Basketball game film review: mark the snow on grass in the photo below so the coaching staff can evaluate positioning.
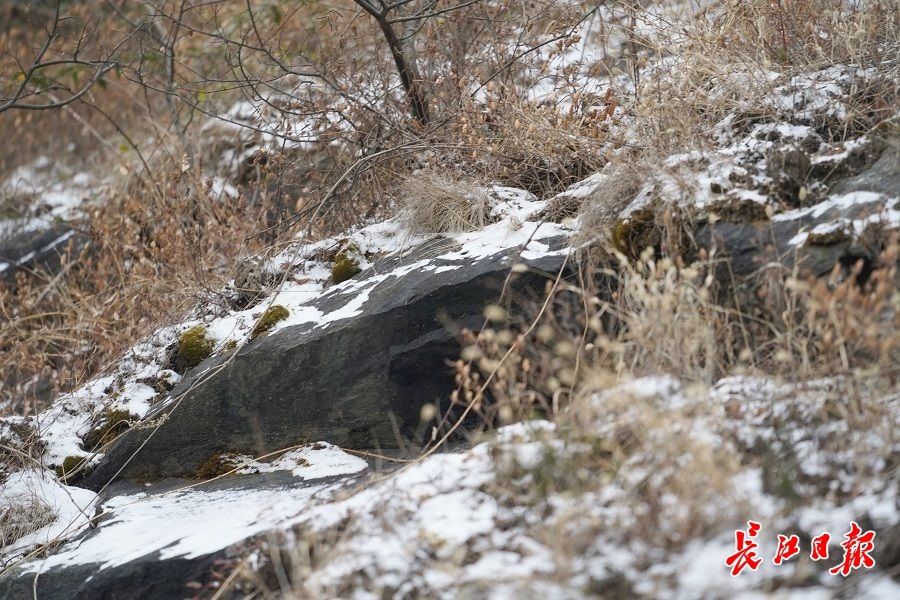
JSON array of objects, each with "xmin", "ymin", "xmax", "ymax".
[
  {"xmin": 267, "ymin": 376, "xmax": 896, "ymax": 597},
  {"xmin": 35, "ymin": 376, "xmax": 116, "ymax": 466},
  {"xmin": 0, "ymin": 155, "xmax": 96, "ymax": 238},
  {"xmin": 285, "ymin": 424, "xmax": 538, "ymax": 595},
  {"xmin": 0, "ymin": 469, "xmax": 97, "ymax": 564},
  {"xmin": 4, "ymin": 374, "xmax": 896, "ymax": 596},
  {"xmin": 9, "ymin": 446, "xmax": 369, "ymax": 572}
]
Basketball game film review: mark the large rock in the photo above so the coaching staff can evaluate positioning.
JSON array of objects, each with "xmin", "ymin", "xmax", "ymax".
[
  {"xmin": 85, "ymin": 236, "xmax": 571, "ymax": 487},
  {"xmin": 829, "ymin": 144, "xmax": 900, "ymax": 197},
  {"xmin": 0, "ymin": 223, "xmax": 85, "ymax": 285},
  {"xmin": 696, "ymin": 141, "xmax": 899, "ymax": 283},
  {"xmin": 695, "ymin": 192, "xmax": 892, "ymax": 282},
  {"xmin": 0, "ymin": 470, "xmax": 373, "ymax": 600},
  {"xmin": 1, "ymin": 549, "xmax": 227, "ymax": 600}
]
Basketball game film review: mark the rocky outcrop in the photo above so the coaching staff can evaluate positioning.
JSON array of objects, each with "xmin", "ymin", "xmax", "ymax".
[
  {"xmin": 84, "ymin": 235, "xmax": 571, "ymax": 488},
  {"xmin": 0, "ymin": 470, "xmax": 374, "ymax": 600},
  {"xmin": 0, "ymin": 223, "xmax": 84, "ymax": 285},
  {"xmin": 77, "ymin": 140, "xmax": 900, "ymax": 490},
  {"xmin": 696, "ymin": 192, "xmax": 893, "ymax": 281},
  {"xmin": 697, "ymin": 141, "xmax": 899, "ymax": 284}
]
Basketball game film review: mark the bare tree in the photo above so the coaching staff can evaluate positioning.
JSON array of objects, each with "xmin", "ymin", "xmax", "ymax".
[
  {"xmin": 350, "ymin": 0, "xmax": 483, "ymax": 127},
  {"xmin": 0, "ymin": 1, "xmax": 128, "ymax": 114}
]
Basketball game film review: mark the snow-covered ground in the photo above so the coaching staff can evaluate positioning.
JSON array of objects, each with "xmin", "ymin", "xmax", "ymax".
[
  {"xmin": 6, "ymin": 444, "xmax": 367, "ymax": 573},
  {"xmin": 0, "ymin": 154, "xmax": 95, "ymax": 234},
  {"xmin": 4, "ymin": 376, "xmax": 896, "ymax": 597},
  {"xmin": 0, "ymin": 153, "xmax": 97, "ymax": 276}
]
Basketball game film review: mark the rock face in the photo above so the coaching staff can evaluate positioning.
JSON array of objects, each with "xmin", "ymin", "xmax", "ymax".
[
  {"xmin": 2, "ymin": 549, "xmax": 227, "ymax": 600},
  {"xmin": 696, "ymin": 192, "xmax": 892, "ymax": 282},
  {"xmin": 85, "ymin": 236, "xmax": 570, "ymax": 487},
  {"xmin": 0, "ymin": 223, "xmax": 84, "ymax": 285},
  {"xmin": 0, "ymin": 470, "xmax": 374, "ymax": 600},
  {"xmin": 697, "ymin": 143, "xmax": 899, "ymax": 284}
]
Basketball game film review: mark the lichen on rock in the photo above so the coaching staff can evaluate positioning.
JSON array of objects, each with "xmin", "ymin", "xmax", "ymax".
[
  {"xmin": 55, "ymin": 455, "xmax": 90, "ymax": 483},
  {"xmin": 612, "ymin": 207, "xmax": 658, "ymax": 260},
  {"xmin": 194, "ymin": 452, "xmax": 240, "ymax": 480},
  {"xmin": 706, "ymin": 197, "xmax": 771, "ymax": 223}
]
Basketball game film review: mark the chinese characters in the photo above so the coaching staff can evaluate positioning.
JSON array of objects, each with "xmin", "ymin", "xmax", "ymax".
[{"xmin": 726, "ymin": 521, "xmax": 876, "ymax": 577}]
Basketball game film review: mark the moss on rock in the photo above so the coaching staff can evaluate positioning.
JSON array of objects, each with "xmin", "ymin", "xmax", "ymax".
[
  {"xmin": 805, "ymin": 227, "xmax": 851, "ymax": 246},
  {"xmin": 612, "ymin": 208, "xmax": 658, "ymax": 260},
  {"xmin": 55, "ymin": 455, "xmax": 91, "ymax": 482},
  {"xmin": 195, "ymin": 452, "xmax": 240, "ymax": 480},
  {"xmin": 251, "ymin": 305, "xmax": 289, "ymax": 338},
  {"xmin": 706, "ymin": 198, "xmax": 771, "ymax": 223},
  {"xmin": 176, "ymin": 325, "xmax": 215, "ymax": 369},
  {"xmin": 83, "ymin": 408, "xmax": 138, "ymax": 451},
  {"xmin": 331, "ymin": 243, "xmax": 362, "ymax": 284}
]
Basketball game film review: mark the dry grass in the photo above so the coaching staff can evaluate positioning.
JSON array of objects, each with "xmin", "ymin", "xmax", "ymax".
[
  {"xmin": 573, "ymin": 157, "xmax": 683, "ymax": 257},
  {"xmin": 450, "ymin": 98, "xmax": 613, "ymax": 199},
  {"xmin": 429, "ymin": 234, "xmax": 898, "ymax": 589},
  {"xmin": 0, "ymin": 141, "xmax": 290, "ymax": 416},
  {"xmin": 633, "ymin": 0, "xmax": 898, "ymax": 147},
  {"xmin": 715, "ymin": 0, "xmax": 899, "ymax": 67},
  {"xmin": 0, "ymin": 493, "xmax": 54, "ymax": 552},
  {"xmin": 498, "ymin": 384, "xmax": 746, "ymax": 552},
  {"xmin": 0, "ymin": 0, "xmax": 601, "ymax": 416},
  {"xmin": 399, "ymin": 172, "xmax": 496, "ymax": 234},
  {"xmin": 450, "ymin": 232, "xmax": 898, "ymax": 436},
  {"xmin": 147, "ymin": 1, "xmax": 898, "ymax": 592}
]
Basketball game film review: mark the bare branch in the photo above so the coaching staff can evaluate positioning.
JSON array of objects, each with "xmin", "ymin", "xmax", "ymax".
[{"xmin": 0, "ymin": 1, "xmax": 127, "ymax": 115}]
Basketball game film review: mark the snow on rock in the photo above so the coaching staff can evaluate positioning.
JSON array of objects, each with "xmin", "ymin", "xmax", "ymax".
[
  {"xmin": 0, "ymin": 155, "xmax": 96, "ymax": 238},
  {"xmin": 0, "ymin": 185, "xmax": 572, "ymax": 474},
  {"xmin": 236, "ymin": 442, "xmax": 368, "ymax": 480},
  {"xmin": 7, "ymin": 446, "xmax": 371, "ymax": 573},
  {"xmin": 247, "ymin": 377, "xmax": 896, "ymax": 598},
  {"xmin": 584, "ymin": 58, "xmax": 900, "ymax": 253},
  {"xmin": 2, "ymin": 375, "xmax": 896, "ymax": 597},
  {"xmin": 20, "ymin": 480, "xmax": 341, "ymax": 573},
  {"xmin": 287, "ymin": 422, "xmax": 548, "ymax": 596},
  {"xmin": 36, "ymin": 376, "xmax": 116, "ymax": 466}
]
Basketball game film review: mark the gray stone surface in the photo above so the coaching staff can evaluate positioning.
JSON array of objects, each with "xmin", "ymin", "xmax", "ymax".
[
  {"xmin": 84, "ymin": 236, "xmax": 571, "ymax": 487},
  {"xmin": 0, "ymin": 470, "xmax": 371, "ymax": 600},
  {"xmin": 0, "ymin": 223, "xmax": 85, "ymax": 285},
  {"xmin": 830, "ymin": 144, "xmax": 900, "ymax": 197}
]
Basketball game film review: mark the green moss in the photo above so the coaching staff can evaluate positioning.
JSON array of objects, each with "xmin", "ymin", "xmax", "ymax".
[
  {"xmin": 176, "ymin": 325, "xmax": 215, "ymax": 369},
  {"xmin": 250, "ymin": 305, "xmax": 289, "ymax": 338},
  {"xmin": 331, "ymin": 243, "xmax": 362, "ymax": 284},
  {"xmin": 83, "ymin": 408, "xmax": 137, "ymax": 451},
  {"xmin": 195, "ymin": 452, "xmax": 239, "ymax": 480},
  {"xmin": 223, "ymin": 339, "xmax": 238, "ymax": 352},
  {"xmin": 55, "ymin": 455, "xmax": 90, "ymax": 482},
  {"xmin": 706, "ymin": 198, "xmax": 770, "ymax": 223},
  {"xmin": 612, "ymin": 208, "xmax": 657, "ymax": 260}
]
